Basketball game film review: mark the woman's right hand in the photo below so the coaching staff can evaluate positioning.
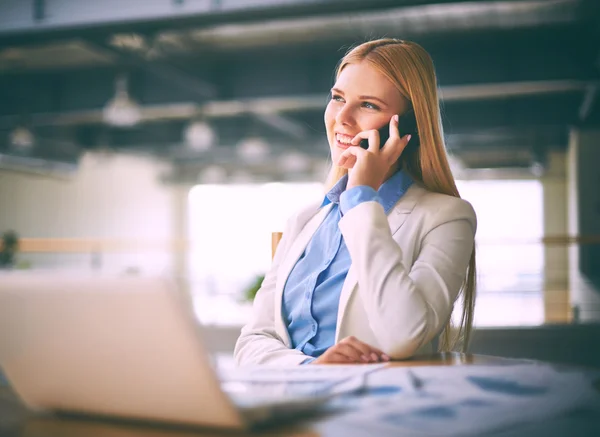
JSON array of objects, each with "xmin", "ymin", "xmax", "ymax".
[{"xmin": 311, "ymin": 336, "xmax": 390, "ymax": 364}]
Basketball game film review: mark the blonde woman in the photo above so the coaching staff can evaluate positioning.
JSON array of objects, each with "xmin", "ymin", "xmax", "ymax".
[{"xmin": 234, "ymin": 39, "xmax": 477, "ymax": 366}]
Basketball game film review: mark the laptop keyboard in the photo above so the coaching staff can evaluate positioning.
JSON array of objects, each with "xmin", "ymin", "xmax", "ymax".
[
  {"xmin": 222, "ymin": 380, "xmax": 341, "ymax": 407},
  {"xmin": 220, "ymin": 363, "xmax": 386, "ymax": 383},
  {"xmin": 220, "ymin": 364, "xmax": 386, "ymax": 408}
]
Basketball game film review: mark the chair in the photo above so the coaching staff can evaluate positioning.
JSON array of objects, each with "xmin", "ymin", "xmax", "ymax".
[{"xmin": 271, "ymin": 232, "xmax": 283, "ymax": 259}]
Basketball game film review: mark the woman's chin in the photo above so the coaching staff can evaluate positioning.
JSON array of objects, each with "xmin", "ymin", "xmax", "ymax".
[{"xmin": 328, "ymin": 149, "xmax": 340, "ymax": 165}]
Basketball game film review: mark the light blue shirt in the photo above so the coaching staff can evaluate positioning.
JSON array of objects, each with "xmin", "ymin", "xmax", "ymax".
[{"xmin": 281, "ymin": 171, "xmax": 413, "ymax": 363}]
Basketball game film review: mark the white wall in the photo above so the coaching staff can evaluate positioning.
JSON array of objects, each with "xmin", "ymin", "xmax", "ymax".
[{"xmin": 0, "ymin": 152, "xmax": 182, "ymax": 275}]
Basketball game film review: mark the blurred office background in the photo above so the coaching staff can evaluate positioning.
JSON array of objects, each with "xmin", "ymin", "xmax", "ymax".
[{"xmin": 0, "ymin": 0, "xmax": 599, "ymax": 366}]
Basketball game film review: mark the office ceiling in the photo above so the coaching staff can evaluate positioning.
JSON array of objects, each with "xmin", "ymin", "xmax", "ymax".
[{"xmin": 0, "ymin": 0, "xmax": 599, "ymax": 182}]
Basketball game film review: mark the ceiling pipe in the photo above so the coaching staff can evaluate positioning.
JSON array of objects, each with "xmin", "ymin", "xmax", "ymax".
[{"xmin": 0, "ymin": 79, "xmax": 594, "ymax": 129}]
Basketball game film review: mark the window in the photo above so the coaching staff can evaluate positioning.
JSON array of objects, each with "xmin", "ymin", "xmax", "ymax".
[
  {"xmin": 455, "ymin": 180, "xmax": 544, "ymax": 326},
  {"xmin": 188, "ymin": 182, "xmax": 323, "ymax": 326},
  {"xmin": 188, "ymin": 179, "xmax": 544, "ymax": 327}
]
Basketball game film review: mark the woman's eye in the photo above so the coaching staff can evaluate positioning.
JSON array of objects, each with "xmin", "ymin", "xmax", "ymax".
[
  {"xmin": 362, "ymin": 102, "xmax": 380, "ymax": 110},
  {"xmin": 331, "ymin": 94, "xmax": 344, "ymax": 102}
]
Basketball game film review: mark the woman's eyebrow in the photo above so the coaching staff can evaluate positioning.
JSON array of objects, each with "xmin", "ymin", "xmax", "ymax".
[
  {"xmin": 332, "ymin": 87, "xmax": 386, "ymax": 105},
  {"xmin": 331, "ymin": 87, "xmax": 387, "ymax": 106},
  {"xmin": 359, "ymin": 95, "xmax": 387, "ymax": 105}
]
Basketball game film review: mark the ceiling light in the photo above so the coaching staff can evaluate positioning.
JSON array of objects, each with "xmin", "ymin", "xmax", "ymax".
[
  {"xmin": 103, "ymin": 75, "xmax": 142, "ymax": 127},
  {"xmin": 530, "ymin": 161, "xmax": 545, "ymax": 178},
  {"xmin": 9, "ymin": 126, "xmax": 35, "ymax": 151},
  {"xmin": 184, "ymin": 120, "xmax": 216, "ymax": 151},
  {"xmin": 236, "ymin": 136, "xmax": 270, "ymax": 162},
  {"xmin": 109, "ymin": 34, "xmax": 148, "ymax": 52}
]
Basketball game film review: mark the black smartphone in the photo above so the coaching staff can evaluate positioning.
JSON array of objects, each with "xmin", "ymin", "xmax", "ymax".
[{"xmin": 359, "ymin": 110, "xmax": 420, "ymax": 152}]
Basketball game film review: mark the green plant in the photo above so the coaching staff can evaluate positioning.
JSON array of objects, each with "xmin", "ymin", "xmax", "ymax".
[
  {"xmin": 0, "ymin": 230, "xmax": 19, "ymax": 268},
  {"xmin": 243, "ymin": 274, "xmax": 265, "ymax": 302}
]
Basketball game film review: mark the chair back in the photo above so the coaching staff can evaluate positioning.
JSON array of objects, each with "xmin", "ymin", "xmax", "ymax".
[{"xmin": 271, "ymin": 232, "xmax": 283, "ymax": 259}]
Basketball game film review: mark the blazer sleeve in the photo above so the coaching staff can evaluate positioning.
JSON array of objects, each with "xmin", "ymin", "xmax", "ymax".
[
  {"xmin": 338, "ymin": 197, "xmax": 476, "ymax": 359},
  {"xmin": 233, "ymin": 214, "xmax": 312, "ymax": 367}
]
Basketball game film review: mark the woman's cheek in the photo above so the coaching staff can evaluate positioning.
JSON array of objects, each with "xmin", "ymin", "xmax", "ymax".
[{"xmin": 324, "ymin": 106, "xmax": 336, "ymax": 142}]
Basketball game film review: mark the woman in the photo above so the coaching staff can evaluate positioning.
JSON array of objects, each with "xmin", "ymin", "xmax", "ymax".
[{"xmin": 234, "ymin": 38, "xmax": 476, "ymax": 366}]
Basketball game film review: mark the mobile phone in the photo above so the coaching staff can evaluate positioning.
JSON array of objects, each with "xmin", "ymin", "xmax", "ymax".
[
  {"xmin": 359, "ymin": 110, "xmax": 420, "ymax": 151},
  {"xmin": 359, "ymin": 125, "xmax": 390, "ymax": 150}
]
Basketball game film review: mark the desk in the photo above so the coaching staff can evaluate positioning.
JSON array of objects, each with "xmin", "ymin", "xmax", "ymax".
[
  {"xmin": 1, "ymin": 353, "xmax": 598, "ymax": 437},
  {"xmin": 384, "ymin": 351, "xmax": 521, "ymax": 367}
]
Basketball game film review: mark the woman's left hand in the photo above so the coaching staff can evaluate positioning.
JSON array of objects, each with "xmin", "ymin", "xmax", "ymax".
[{"xmin": 337, "ymin": 114, "xmax": 412, "ymax": 191}]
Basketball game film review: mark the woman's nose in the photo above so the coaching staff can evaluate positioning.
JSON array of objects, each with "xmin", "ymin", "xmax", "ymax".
[{"xmin": 335, "ymin": 105, "xmax": 355, "ymax": 126}]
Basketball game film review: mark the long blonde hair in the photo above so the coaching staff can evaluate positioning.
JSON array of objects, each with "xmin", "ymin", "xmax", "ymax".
[{"xmin": 327, "ymin": 38, "xmax": 476, "ymax": 352}]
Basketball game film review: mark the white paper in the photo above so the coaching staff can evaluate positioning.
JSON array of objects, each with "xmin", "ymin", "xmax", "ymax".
[
  {"xmin": 220, "ymin": 363, "xmax": 387, "ymax": 406},
  {"xmin": 314, "ymin": 363, "xmax": 600, "ymax": 437}
]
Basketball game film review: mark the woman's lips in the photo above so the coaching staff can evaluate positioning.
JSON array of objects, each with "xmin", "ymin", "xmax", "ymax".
[
  {"xmin": 336, "ymin": 139, "xmax": 352, "ymax": 149},
  {"xmin": 335, "ymin": 133, "xmax": 356, "ymax": 149}
]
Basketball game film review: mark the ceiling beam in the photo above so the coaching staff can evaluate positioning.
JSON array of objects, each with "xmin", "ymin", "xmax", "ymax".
[
  {"xmin": 1, "ymin": 24, "xmax": 593, "ymax": 97},
  {"xmin": 0, "ymin": 79, "xmax": 593, "ymax": 130},
  {"xmin": 77, "ymin": 39, "xmax": 309, "ymax": 139},
  {"xmin": 251, "ymin": 113, "xmax": 308, "ymax": 140},
  {"xmin": 441, "ymin": 80, "xmax": 597, "ymax": 101},
  {"xmin": 80, "ymin": 39, "xmax": 218, "ymax": 100},
  {"xmin": 0, "ymin": 0, "xmax": 560, "ymax": 43},
  {"xmin": 185, "ymin": 0, "xmax": 580, "ymax": 52}
]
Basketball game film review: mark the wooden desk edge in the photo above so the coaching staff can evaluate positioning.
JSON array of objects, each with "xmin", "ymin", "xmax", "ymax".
[{"xmin": 386, "ymin": 352, "xmax": 520, "ymax": 367}]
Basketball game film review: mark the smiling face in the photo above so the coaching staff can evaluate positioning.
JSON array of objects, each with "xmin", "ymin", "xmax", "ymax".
[{"xmin": 324, "ymin": 61, "xmax": 408, "ymax": 164}]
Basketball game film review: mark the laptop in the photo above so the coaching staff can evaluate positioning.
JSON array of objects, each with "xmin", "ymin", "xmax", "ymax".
[{"xmin": 0, "ymin": 272, "xmax": 380, "ymax": 430}]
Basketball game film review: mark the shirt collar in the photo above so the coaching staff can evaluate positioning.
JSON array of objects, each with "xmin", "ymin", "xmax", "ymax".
[
  {"xmin": 378, "ymin": 169, "xmax": 414, "ymax": 213},
  {"xmin": 321, "ymin": 174, "xmax": 349, "ymax": 207},
  {"xmin": 321, "ymin": 170, "xmax": 413, "ymax": 213}
]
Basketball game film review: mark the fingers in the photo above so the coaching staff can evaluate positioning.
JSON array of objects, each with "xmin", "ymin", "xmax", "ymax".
[
  {"xmin": 327, "ymin": 352, "xmax": 357, "ymax": 364},
  {"xmin": 316, "ymin": 337, "xmax": 392, "ymax": 364},
  {"xmin": 382, "ymin": 132, "xmax": 412, "ymax": 164},
  {"xmin": 340, "ymin": 336, "xmax": 373, "ymax": 359},
  {"xmin": 337, "ymin": 146, "xmax": 364, "ymax": 168},
  {"xmin": 336, "ymin": 115, "xmax": 412, "ymax": 177},
  {"xmin": 389, "ymin": 114, "xmax": 400, "ymax": 140},
  {"xmin": 335, "ymin": 343, "xmax": 366, "ymax": 362},
  {"xmin": 341, "ymin": 336, "xmax": 390, "ymax": 363},
  {"xmin": 350, "ymin": 129, "xmax": 381, "ymax": 152},
  {"xmin": 315, "ymin": 348, "xmax": 358, "ymax": 364}
]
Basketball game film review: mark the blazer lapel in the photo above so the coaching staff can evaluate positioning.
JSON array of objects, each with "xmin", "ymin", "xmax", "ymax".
[
  {"xmin": 335, "ymin": 184, "xmax": 423, "ymax": 341},
  {"xmin": 274, "ymin": 203, "xmax": 333, "ymax": 346}
]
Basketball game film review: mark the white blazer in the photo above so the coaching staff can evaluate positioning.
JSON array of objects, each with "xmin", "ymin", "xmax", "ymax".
[{"xmin": 234, "ymin": 183, "xmax": 476, "ymax": 366}]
